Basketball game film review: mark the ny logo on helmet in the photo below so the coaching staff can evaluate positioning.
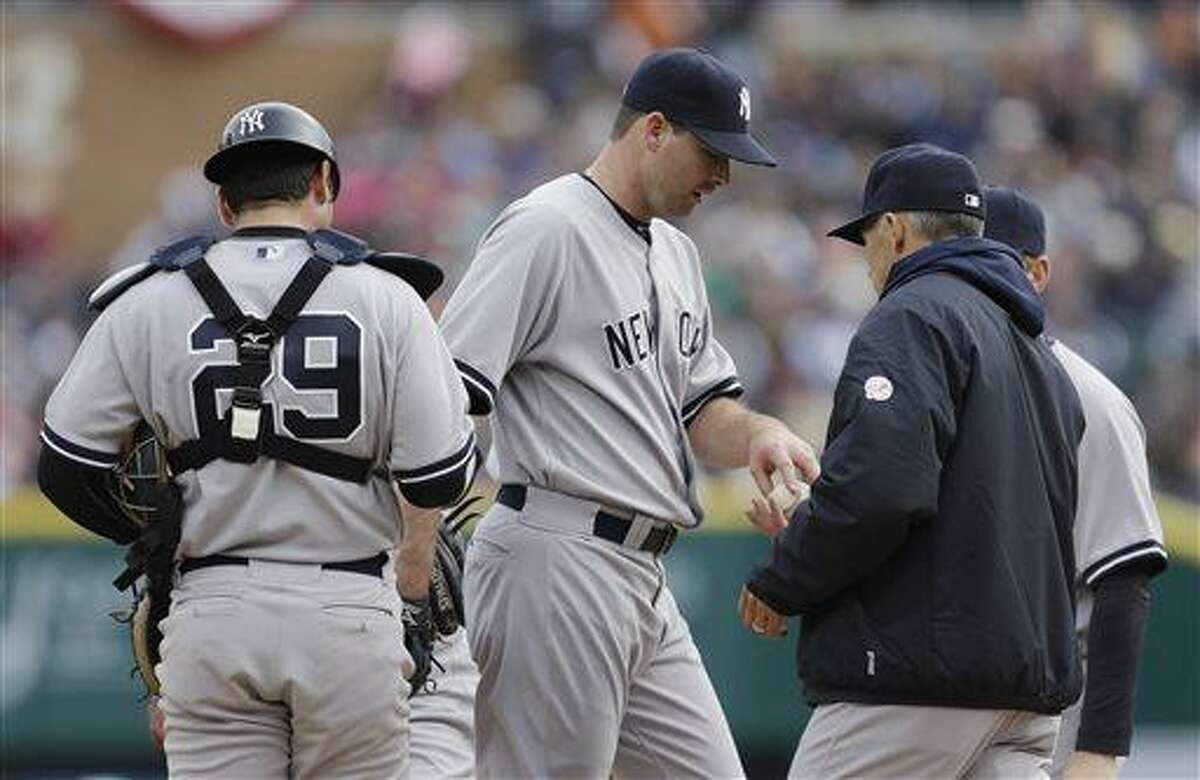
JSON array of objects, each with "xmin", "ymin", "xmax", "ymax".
[
  {"xmin": 738, "ymin": 87, "xmax": 751, "ymax": 122},
  {"xmin": 239, "ymin": 108, "xmax": 266, "ymax": 137}
]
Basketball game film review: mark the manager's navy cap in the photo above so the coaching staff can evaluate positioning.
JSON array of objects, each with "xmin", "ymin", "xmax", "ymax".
[
  {"xmin": 829, "ymin": 143, "xmax": 986, "ymax": 245},
  {"xmin": 983, "ymin": 185, "xmax": 1046, "ymax": 257},
  {"xmin": 622, "ymin": 47, "xmax": 777, "ymax": 167}
]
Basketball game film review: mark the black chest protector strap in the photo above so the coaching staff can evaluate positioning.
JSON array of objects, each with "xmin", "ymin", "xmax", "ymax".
[{"xmin": 166, "ymin": 256, "xmax": 375, "ymax": 484}]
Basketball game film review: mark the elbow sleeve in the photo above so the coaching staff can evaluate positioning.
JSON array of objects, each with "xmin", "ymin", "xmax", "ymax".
[
  {"xmin": 38, "ymin": 445, "xmax": 138, "ymax": 544},
  {"xmin": 1075, "ymin": 567, "xmax": 1153, "ymax": 756},
  {"xmin": 394, "ymin": 442, "xmax": 480, "ymax": 509}
]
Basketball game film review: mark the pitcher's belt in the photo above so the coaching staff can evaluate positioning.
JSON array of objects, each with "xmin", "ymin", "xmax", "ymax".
[
  {"xmin": 496, "ymin": 484, "xmax": 678, "ymax": 556},
  {"xmin": 179, "ymin": 551, "xmax": 387, "ymax": 578}
]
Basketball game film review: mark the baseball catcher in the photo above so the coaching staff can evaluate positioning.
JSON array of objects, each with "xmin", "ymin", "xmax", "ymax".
[{"xmin": 40, "ymin": 100, "xmax": 478, "ymax": 776}]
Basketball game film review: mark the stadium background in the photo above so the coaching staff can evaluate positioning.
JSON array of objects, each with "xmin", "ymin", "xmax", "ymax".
[{"xmin": 2, "ymin": 1, "xmax": 1196, "ymax": 777}]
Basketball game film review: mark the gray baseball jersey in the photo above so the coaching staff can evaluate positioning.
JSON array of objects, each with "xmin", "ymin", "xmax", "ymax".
[
  {"xmin": 1048, "ymin": 339, "xmax": 1167, "ymax": 773},
  {"xmin": 439, "ymin": 173, "xmax": 742, "ymax": 526},
  {"xmin": 43, "ymin": 232, "xmax": 475, "ymax": 561},
  {"xmin": 45, "ymin": 228, "xmax": 475, "ymax": 777},
  {"xmin": 445, "ymin": 173, "xmax": 746, "ymax": 777}
]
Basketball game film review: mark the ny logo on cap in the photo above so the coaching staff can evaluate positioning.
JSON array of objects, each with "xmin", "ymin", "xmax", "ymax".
[
  {"xmin": 738, "ymin": 86, "xmax": 751, "ymax": 122},
  {"xmin": 964, "ymin": 193, "xmax": 981, "ymax": 208},
  {"xmin": 239, "ymin": 108, "xmax": 266, "ymax": 137}
]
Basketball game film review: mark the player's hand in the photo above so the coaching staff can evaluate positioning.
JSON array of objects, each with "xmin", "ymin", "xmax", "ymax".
[
  {"xmin": 745, "ymin": 474, "xmax": 810, "ymax": 538},
  {"xmin": 1062, "ymin": 751, "xmax": 1118, "ymax": 779},
  {"xmin": 738, "ymin": 585, "xmax": 787, "ymax": 638},
  {"xmin": 746, "ymin": 423, "xmax": 818, "ymax": 536},
  {"xmin": 147, "ymin": 696, "xmax": 165, "ymax": 750}
]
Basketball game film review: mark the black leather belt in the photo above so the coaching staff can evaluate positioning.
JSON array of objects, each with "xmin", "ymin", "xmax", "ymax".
[
  {"xmin": 178, "ymin": 551, "xmax": 388, "ymax": 578},
  {"xmin": 496, "ymin": 484, "xmax": 678, "ymax": 556}
]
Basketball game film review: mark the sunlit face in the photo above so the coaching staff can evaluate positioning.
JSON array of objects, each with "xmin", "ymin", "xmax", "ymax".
[{"xmin": 642, "ymin": 121, "xmax": 731, "ymax": 218}]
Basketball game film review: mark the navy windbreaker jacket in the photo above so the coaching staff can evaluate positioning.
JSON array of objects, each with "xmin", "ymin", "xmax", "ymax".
[{"xmin": 748, "ymin": 237, "xmax": 1085, "ymax": 714}]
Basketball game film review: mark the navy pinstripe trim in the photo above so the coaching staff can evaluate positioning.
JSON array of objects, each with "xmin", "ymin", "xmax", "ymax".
[
  {"xmin": 394, "ymin": 433, "xmax": 476, "ymax": 484},
  {"xmin": 40, "ymin": 425, "xmax": 120, "ymax": 469},
  {"xmin": 682, "ymin": 376, "xmax": 744, "ymax": 425},
  {"xmin": 455, "ymin": 359, "xmax": 496, "ymax": 415},
  {"xmin": 1082, "ymin": 540, "xmax": 1168, "ymax": 586}
]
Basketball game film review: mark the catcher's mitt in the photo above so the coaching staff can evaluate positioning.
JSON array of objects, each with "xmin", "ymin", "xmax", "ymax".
[
  {"xmin": 402, "ymin": 596, "xmax": 435, "ymax": 695},
  {"xmin": 110, "ymin": 420, "xmax": 182, "ymax": 697},
  {"xmin": 428, "ymin": 496, "xmax": 481, "ymax": 636},
  {"xmin": 116, "ymin": 588, "xmax": 164, "ymax": 696},
  {"xmin": 402, "ymin": 496, "xmax": 482, "ymax": 697},
  {"xmin": 113, "ymin": 546, "xmax": 177, "ymax": 697}
]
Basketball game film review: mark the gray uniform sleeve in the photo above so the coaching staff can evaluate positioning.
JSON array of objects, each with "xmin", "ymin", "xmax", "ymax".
[
  {"xmin": 1070, "ymin": 365, "xmax": 1167, "ymax": 586},
  {"xmin": 1051, "ymin": 336, "xmax": 1165, "ymax": 764},
  {"xmin": 439, "ymin": 202, "xmax": 570, "ymax": 415},
  {"xmin": 42, "ymin": 308, "xmax": 140, "ymax": 467},
  {"xmin": 389, "ymin": 296, "xmax": 477, "ymax": 508},
  {"xmin": 680, "ymin": 274, "xmax": 742, "ymax": 426}
]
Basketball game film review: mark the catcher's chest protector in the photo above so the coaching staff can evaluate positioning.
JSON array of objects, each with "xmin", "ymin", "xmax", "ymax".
[
  {"xmin": 167, "ymin": 248, "xmax": 377, "ymax": 483},
  {"xmin": 95, "ymin": 230, "xmax": 393, "ymax": 484}
]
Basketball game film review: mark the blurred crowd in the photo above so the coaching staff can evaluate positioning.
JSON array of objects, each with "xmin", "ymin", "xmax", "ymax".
[{"xmin": 3, "ymin": 1, "xmax": 1197, "ymax": 501}]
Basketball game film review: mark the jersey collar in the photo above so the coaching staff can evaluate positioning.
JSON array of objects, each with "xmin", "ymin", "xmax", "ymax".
[
  {"xmin": 578, "ymin": 173, "xmax": 652, "ymax": 245},
  {"xmin": 230, "ymin": 226, "xmax": 309, "ymax": 240}
]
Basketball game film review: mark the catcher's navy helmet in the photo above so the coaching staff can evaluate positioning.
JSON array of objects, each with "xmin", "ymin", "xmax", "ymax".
[{"xmin": 203, "ymin": 101, "xmax": 340, "ymax": 199}]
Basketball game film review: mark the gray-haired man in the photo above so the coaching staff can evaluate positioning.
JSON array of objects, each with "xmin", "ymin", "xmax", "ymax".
[{"xmin": 742, "ymin": 144, "xmax": 1085, "ymax": 779}]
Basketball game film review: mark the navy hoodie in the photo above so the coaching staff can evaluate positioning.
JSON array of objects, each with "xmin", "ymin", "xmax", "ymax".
[{"xmin": 748, "ymin": 237, "xmax": 1085, "ymax": 713}]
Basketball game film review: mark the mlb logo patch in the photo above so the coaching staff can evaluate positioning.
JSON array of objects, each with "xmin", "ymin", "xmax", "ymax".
[
  {"xmin": 964, "ymin": 193, "xmax": 981, "ymax": 208},
  {"xmin": 256, "ymin": 244, "xmax": 282, "ymax": 260}
]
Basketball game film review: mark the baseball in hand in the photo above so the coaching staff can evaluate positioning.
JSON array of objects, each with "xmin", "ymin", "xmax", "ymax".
[{"xmin": 767, "ymin": 473, "xmax": 809, "ymax": 517}]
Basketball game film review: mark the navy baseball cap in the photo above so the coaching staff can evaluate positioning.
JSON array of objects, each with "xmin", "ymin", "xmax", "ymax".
[
  {"xmin": 622, "ymin": 48, "xmax": 777, "ymax": 167},
  {"xmin": 983, "ymin": 186, "xmax": 1046, "ymax": 256},
  {"xmin": 829, "ymin": 143, "xmax": 986, "ymax": 245}
]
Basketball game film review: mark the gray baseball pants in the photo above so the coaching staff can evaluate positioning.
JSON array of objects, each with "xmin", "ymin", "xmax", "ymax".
[
  {"xmin": 410, "ymin": 627, "xmax": 479, "ymax": 778},
  {"xmin": 158, "ymin": 559, "xmax": 411, "ymax": 779},
  {"xmin": 464, "ymin": 491, "xmax": 744, "ymax": 779},
  {"xmin": 789, "ymin": 702, "xmax": 1060, "ymax": 779}
]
